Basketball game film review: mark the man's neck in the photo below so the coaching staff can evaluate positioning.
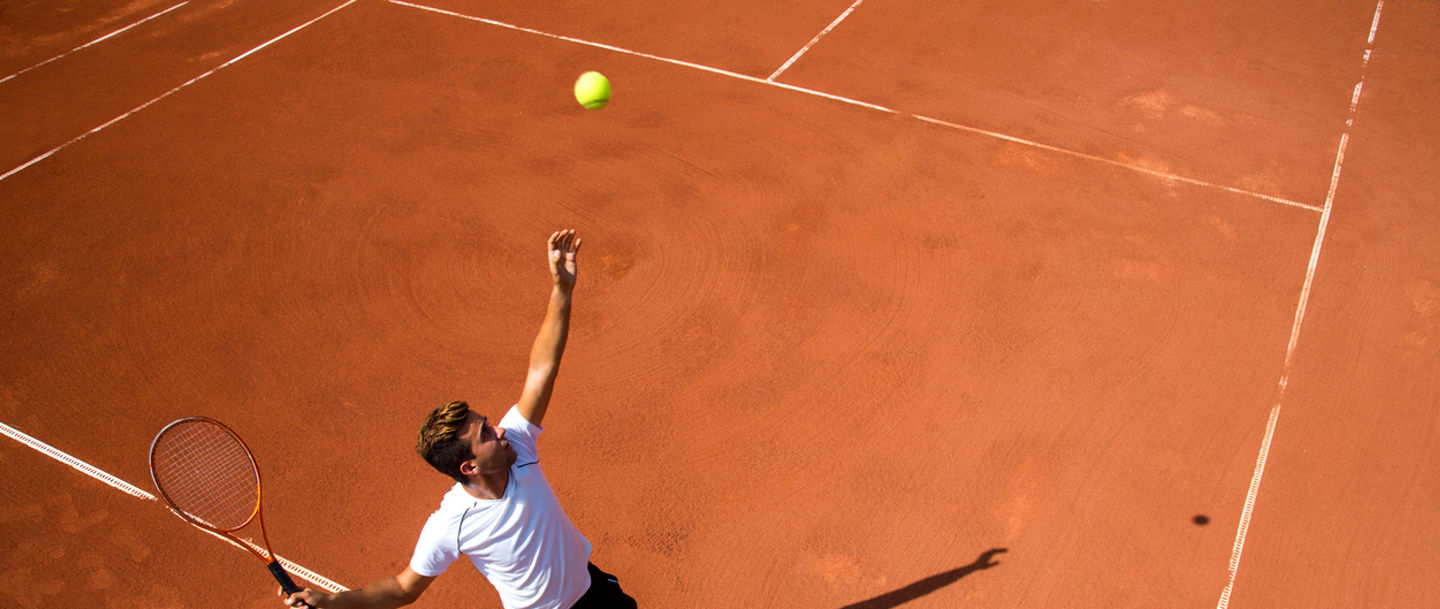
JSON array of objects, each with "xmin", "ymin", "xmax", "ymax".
[{"xmin": 462, "ymin": 470, "xmax": 510, "ymax": 500}]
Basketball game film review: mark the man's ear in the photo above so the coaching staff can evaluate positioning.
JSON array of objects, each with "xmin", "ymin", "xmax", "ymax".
[{"xmin": 458, "ymin": 460, "xmax": 477, "ymax": 477}]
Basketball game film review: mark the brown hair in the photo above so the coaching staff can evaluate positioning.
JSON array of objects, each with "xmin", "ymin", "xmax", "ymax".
[{"xmin": 417, "ymin": 400, "xmax": 473, "ymax": 484}]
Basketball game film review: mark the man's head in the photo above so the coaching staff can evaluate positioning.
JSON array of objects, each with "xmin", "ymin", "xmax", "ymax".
[{"xmin": 416, "ymin": 401, "xmax": 516, "ymax": 484}]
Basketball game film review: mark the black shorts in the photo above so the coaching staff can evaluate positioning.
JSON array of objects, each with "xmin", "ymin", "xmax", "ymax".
[{"xmin": 569, "ymin": 563, "xmax": 636, "ymax": 609}]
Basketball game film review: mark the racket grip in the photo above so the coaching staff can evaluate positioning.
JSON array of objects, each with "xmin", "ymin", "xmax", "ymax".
[
  {"xmin": 269, "ymin": 560, "xmax": 303, "ymax": 594},
  {"xmin": 270, "ymin": 561, "xmax": 317, "ymax": 609}
]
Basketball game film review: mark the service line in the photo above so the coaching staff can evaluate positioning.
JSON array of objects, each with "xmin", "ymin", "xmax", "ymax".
[
  {"xmin": 768, "ymin": 0, "xmax": 866, "ymax": 81},
  {"xmin": 0, "ymin": 0, "xmax": 359, "ymax": 184},
  {"xmin": 1215, "ymin": 2, "xmax": 1384, "ymax": 608},
  {"xmin": 0, "ymin": 2, "xmax": 190, "ymax": 85},
  {"xmin": 388, "ymin": 0, "xmax": 896, "ymax": 114},
  {"xmin": 914, "ymin": 114, "xmax": 1320, "ymax": 212},
  {"xmin": 388, "ymin": 0, "xmax": 1319, "ymax": 213}
]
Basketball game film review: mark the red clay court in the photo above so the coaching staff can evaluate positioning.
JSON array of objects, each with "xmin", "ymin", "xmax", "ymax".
[{"xmin": 2, "ymin": 1, "xmax": 1437, "ymax": 607}]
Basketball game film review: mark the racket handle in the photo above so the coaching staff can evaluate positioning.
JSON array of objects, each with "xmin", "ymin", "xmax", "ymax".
[
  {"xmin": 269, "ymin": 560, "xmax": 303, "ymax": 594},
  {"xmin": 270, "ymin": 561, "xmax": 317, "ymax": 609}
]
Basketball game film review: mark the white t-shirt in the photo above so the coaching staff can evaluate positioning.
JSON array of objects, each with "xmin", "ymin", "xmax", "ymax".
[{"xmin": 410, "ymin": 406, "xmax": 593, "ymax": 609}]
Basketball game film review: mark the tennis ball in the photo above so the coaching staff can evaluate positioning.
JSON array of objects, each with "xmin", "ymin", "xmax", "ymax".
[{"xmin": 574, "ymin": 71, "xmax": 610, "ymax": 110}]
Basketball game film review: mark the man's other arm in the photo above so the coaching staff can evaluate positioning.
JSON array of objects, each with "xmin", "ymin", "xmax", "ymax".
[{"xmin": 281, "ymin": 567, "xmax": 434, "ymax": 609}]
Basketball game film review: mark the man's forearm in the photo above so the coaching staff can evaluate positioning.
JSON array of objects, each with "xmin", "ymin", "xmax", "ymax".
[
  {"xmin": 518, "ymin": 229, "xmax": 579, "ymax": 426},
  {"xmin": 324, "ymin": 576, "xmax": 419, "ymax": 609},
  {"xmin": 529, "ymin": 285, "xmax": 573, "ymax": 374},
  {"xmin": 514, "ymin": 285, "xmax": 572, "ymax": 426}
]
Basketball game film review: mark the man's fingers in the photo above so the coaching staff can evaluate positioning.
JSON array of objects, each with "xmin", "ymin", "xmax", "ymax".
[
  {"xmin": 552, "ymin": 229, "xmax": 578, "ymax": 251},
  {"xmin": 547, "ymin": 229, "xmax": 580, "ymax": 257}
]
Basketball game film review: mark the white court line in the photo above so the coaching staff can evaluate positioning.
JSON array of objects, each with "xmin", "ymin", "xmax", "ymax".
[
  {"xmin": 388, "ymin": 0, "xmax": 896, "ymax": 114},
  {"xmin": 388, "ymin": 0, "xmax": 1319, "ymax": 212},
  {"xmin": 1, "ymin": 419, "xmax": 348, "ymax": 592},
  {"xmin": 0, "ymin": 2, "xmax": 189, "ymax": 85},
  {"xmin": 1367, "ymin": 2, "xmax": 1384, "ymax": 44},
  {"xmin": 0, "ymin": 0, "xmax": 359, "ymax": 185},
  {"xmin": 913, "ymin": 114, "xmax": 1321, "ymax": 212},
  {"xmin": 1215, "ymin": 2, "xmax": 1384, "ymax": 608},
  {"xmin": 208, "ymin": 530, "xmax": 349, "ymax": 593},
  {"xmin": 0, "ymin": 421, "xmax": 156, "ymax": 500},
  {"xmin": 1, "ymin": 0, "xmax": 359, "ymax": 589},
  {"xmin": 768, "ymin": 0, "xmax": 866, "ymax": 81}
]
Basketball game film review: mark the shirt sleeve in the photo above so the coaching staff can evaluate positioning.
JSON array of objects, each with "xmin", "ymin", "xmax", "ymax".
[
  {"xmin": 499, "ymin": 405, "xmax": 541, "ymax": 466},
  {"xmin": 409, "ymin": 507, "xmax": 461, "ymax": 577}
]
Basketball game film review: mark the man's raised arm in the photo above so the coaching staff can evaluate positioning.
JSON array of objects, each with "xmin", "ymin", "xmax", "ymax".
[{"xmin": 516, "ymin": 229, "xmax": 580, "ymax": 427}]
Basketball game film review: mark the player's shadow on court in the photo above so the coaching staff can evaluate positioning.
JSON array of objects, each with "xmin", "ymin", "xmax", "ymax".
[{"xmin": 836, "ymin": 548, "xmax": 1008, "ymax": 609}]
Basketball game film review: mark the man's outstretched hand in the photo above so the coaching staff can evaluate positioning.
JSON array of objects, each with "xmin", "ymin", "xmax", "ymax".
[{"xmin": 548, "ymin": 229, "xmax": 581, "ymax": 290}]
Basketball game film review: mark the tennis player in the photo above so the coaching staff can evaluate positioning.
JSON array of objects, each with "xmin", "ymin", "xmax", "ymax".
[{"xmin": 281, "ymin": 229, "xmax": 636, "ymax": 609}]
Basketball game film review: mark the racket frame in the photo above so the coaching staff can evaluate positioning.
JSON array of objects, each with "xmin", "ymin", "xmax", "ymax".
[{"xmin": 148, "ymin": 416, "xmax": 306, "ymax": 597}]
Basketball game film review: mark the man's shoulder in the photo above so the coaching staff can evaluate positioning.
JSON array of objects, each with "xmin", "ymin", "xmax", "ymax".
[
  {"xmin": 414, "ymin": 485, "xmax": 470, "ymax": 557},
  {"xmin": 428, "ymin": 483, "xmax": 471, "ymax": 515}
]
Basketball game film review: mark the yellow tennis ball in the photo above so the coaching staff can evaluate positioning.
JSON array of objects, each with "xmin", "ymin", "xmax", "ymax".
[{"xmin": 574, "ymin": 71, "xmax": 610, "ymax": 110}]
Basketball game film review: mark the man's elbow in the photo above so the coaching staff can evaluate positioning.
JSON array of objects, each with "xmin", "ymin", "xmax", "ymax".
[
  {"xmin": 392, "ymin": 570, "xmax": 435, "ymax": 607},
  {"xmin": 526, "ymin": 363, "xmax": 561, "ymax": 385}
]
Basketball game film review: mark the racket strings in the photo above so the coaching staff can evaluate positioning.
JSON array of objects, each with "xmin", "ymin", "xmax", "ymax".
[{"xmin": 151, "ymin": 420, "xmax": 260, "ymax": 531}]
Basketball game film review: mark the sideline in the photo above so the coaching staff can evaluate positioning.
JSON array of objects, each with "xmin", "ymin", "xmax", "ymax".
[
  {"xmin": 0, "ymin": 2, "xmax": 190, "ymax": 85},
  {"xmin": 1215, "ymin": 2, "xmax": 1386, "ymax": 608}
]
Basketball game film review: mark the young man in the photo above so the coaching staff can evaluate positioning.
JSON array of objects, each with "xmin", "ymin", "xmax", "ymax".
[{"xmin": 281, "ymin": 229, "xmax": 635, "ymax": 609}]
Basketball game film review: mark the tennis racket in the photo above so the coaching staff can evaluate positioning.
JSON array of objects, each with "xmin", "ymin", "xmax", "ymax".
[{"xmin": 149, "ymin": 416, "xmax": 314, "ymax": 607}]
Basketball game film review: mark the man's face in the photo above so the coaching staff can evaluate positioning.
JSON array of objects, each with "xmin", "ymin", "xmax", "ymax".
[{"xmin": 460, "ymin": 411, "xmax": 517, "ymax": 477}]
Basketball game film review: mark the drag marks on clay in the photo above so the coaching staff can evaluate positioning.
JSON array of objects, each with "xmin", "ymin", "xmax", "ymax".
[
  {"xmin": 359, "ymin": 202, "xmax": 530, "ymax": 359},
  {"xmin": 547, "ymin": 169, "xmax": 940, "ymax": 595},
  {"xmin": 571, "ymin": 215, "xmax": 742, "ymax": 397},
  {"xmin": 677, "ymin": 219, "xmax": 920, "ymax": 457}
]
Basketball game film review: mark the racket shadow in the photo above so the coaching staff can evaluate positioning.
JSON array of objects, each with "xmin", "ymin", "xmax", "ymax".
[{"xmin": 836, "ymin": 547, "xmax": 1008, "ymax": 609}]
